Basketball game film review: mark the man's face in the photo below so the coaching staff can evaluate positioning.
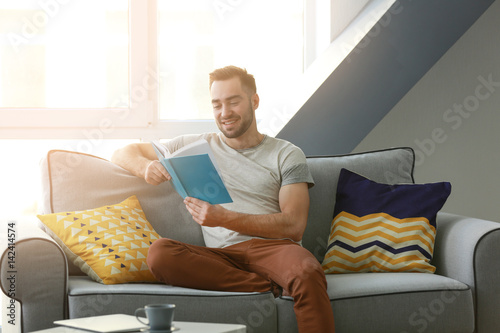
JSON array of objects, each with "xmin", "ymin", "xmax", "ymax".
[{"xmin": 211, "ymin": 77, "xmax": 257, "ymax": 139}]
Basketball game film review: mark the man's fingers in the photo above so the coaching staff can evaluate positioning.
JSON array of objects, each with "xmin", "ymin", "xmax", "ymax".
[
  {"xmin": 185, "ymin": 203, "xmax": 197, "ymax": 216},
  {"xmin": 184, "ymin": 197, "xmax": 204, "ymax": 207},
  {"xmin": 184, "ymin": 198, "xmax": 199, "ymax": 213},
  {"xmin": 153, "ymin": 163, "xmax": 171, "ymax": 181},
  {"xmin": 155, "ymin": 162, "xmax": 171, "ymax": 180},
  {"xmin": 148, "ymin": 172, "xmax": 164, "ymax": 185},
  {"xmin": 184, "ymin": 201, "xmax": 202, "ymax": 224},
  {"xmin": 145, "ymin": 160, "xmax": 171, "ymax": 185}
]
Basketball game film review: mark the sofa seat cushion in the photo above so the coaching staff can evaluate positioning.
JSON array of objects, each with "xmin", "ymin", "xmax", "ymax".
[
  {"xmin": 68, "ymin": 275, "xmax": 265, "ymax": 298},
  {"xmin": 324, "ymin": 272, "xmax": 469, "ymax": 299},
  {"xmin": 275, "ymin": 273, "xmax": 473, "ymax": 333},
  {"xmin": 67, "ymin": 276, "xmax": 277, "ymax": 333}
]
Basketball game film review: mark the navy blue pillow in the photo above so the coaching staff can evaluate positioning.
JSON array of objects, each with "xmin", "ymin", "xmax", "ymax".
[{"xmin": 322, "ymin": 168, "xmax": 451, "ymax": 274}]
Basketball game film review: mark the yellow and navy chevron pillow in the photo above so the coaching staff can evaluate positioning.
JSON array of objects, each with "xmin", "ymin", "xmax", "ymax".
[
  {"xmin": 322, "ymin": 169, "xmax": 451, "ymax": 274},
  {"xmin": 38, "ymin": 195, "xmax": 160, "ymax": 284}
]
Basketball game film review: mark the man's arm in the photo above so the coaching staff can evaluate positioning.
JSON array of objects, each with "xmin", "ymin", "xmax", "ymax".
[
  {"xmin": 111, "ymin": 143, "xmax": 171, "ymax": 185},
  {"xmin": 184, "ymin": 182, "xmax": 310, "ymax": 242}
]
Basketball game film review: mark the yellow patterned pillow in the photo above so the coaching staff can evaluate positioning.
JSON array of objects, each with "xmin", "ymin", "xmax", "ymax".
[{"xmin": 38, "ymin": 195, "xmax": 160, "ymax": 284}]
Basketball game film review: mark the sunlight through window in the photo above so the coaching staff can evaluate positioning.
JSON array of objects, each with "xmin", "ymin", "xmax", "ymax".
[
  {"xmin": 157, "ymin": 0, "xmax": 304, "ymax": 120},
  {"xmin": 0, "ymin": 0, "xmax": 128, "ymax": 108}
]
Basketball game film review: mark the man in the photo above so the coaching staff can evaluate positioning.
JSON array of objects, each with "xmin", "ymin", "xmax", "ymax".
[{"xmin": 111, "ymin": 66, "xmax": 335, "ymax": 332}]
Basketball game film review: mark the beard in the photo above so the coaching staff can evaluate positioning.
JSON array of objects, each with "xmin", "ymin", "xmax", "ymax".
[{"xmin": 217, "ymin": 103, "xmax": 254, "ymax": 139}]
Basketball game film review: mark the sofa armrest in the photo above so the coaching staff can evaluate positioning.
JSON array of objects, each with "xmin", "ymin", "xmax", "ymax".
[
  {"xmin": 1, "ymin": 217, "xmax": 68, "ymax": 332},
  {"xmin": 433, "ymin": 212, "xmax": 500, "ymax": 333}
]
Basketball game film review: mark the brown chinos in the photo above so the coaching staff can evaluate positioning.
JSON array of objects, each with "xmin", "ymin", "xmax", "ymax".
[{"xmin": 147, "ymin": 238, "xmax": 335, "ymax": 333}]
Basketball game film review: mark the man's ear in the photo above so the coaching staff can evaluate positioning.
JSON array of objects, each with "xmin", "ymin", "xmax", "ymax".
[{"xmin": 252, "ymin": 93, "xmax": 260, "ymax": 110}]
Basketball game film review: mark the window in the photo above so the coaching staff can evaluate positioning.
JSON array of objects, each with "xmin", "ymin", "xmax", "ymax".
[
  {"xmin": 0, "ymin": 0, "xmax": 144, "ymax": 130},
  {"xmin": 0, "ymin": 0, "xmax": 305, "ymax": 137},
  {"xmin": 157, "ymin": 0, "xmax": 304, "ymax": 121},
  {"xmin": 0, "ymin": 1, "xmax": 128, "ymax": 108}
]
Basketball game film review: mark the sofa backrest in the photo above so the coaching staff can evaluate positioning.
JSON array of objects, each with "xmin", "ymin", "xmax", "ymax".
[
  {"xmin": 39, "ymin": 150, "xmax": 206, "ymax": 246},
  {"xmin": 39, "ymin": 147, "xmax": 415, "ymax": 267},
  {"xmin": 303, "ymin": 147, "xmax": 415, "ymax": 262}
]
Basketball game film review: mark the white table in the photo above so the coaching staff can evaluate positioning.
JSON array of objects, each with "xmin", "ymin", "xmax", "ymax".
[{"xmin": 31, "ymin": 320, "xmax": 246, "ymax": 333}]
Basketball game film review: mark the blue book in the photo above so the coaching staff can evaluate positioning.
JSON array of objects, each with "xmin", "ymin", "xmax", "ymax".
[{"xmin": 151, "ymin": 140, "xmax": 233, "ymax": 205}]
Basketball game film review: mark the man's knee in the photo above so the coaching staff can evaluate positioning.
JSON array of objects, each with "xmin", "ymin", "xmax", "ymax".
[
  {"xmin": 147, "ymin": 238, "xmax": 179, "ymax": 270},
  {"xmin": 147, "ymin": 238, "xmax": 190, "ymax": 283},
  {"xmin": 287, "ymin": 256, "xmax": 326, "ymax": 286}
]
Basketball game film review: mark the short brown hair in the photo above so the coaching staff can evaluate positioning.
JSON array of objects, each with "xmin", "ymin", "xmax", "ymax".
[{"xmin": 209, "ymin": 65, "xmax": 256, "ymax": 96}]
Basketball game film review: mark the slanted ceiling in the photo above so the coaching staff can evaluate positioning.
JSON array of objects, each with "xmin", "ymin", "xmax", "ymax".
[{"xmin": 276, "ymin": 0, "xmax": 496, "ymax": 156}]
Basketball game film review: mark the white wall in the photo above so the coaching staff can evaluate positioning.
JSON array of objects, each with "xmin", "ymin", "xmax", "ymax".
[{"xmin": 354, "ymin": 0, "xmax": 500, "ymax": 222}]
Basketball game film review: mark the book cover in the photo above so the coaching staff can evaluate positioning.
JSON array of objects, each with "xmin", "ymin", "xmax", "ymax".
[{"xmin": 151, "ymin": 140, "xmax": 233, "ymax": 205}]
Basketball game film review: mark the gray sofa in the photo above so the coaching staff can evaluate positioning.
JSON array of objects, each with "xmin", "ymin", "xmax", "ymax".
[{"xmin": 2, "ymin": 147, "xmax": 500, "ymax": 333}]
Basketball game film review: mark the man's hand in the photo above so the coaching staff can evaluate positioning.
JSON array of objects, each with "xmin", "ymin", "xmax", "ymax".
[
  {"xmin": 184, "ymin": 197, "xmax": 230, "ymax": 227},
  {"xmin": 111, "ymin": 143, "xmax": 171, "ymax": 185},
  {"xmin": 183, "ymin": 183, "xmax": 309, "ymax": 241},
  {"xmin": 145, "ymin": 160, "xmax": 171, "ymax": 185}
]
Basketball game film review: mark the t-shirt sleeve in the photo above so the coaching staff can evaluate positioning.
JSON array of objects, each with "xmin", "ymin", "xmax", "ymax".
[{"xmin": 281, "ymin": 148, "xmax": 315, "ymax": 188}]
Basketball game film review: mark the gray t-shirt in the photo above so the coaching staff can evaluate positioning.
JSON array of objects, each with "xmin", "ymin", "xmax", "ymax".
[{"xmin": 163, "ymin": 132, "xmax": 314, "ymax": 248}]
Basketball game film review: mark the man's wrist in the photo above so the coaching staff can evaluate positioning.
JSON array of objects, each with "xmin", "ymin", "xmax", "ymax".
[{"xmin": 139, "ymin": 158, "xmax": 155, "ymax": 179}]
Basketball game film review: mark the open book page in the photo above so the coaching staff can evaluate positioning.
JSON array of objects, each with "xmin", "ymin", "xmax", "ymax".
[
  {"xmin": 151, "ymin": 140, "xmax": 170, "ymax": 158},
  {"xmin": 151, "ymin": 139, "xmax": 220, "ymax": 171},
  {"xmin": 168, "ymin": 139, "xmax": 223, "ymax": 175},
  {"xmin": 150, "ymin": 139, "xmax": 232, "ymax": 204}
]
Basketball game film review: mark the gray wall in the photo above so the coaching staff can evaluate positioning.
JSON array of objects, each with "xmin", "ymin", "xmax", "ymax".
[
  {"xmin": 277, "ymin": 0, "xmax": 495, "ymax": 156},
  {"xmin": 354, "ymin": 0, "xmax": 500, "ymax": 221}
]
